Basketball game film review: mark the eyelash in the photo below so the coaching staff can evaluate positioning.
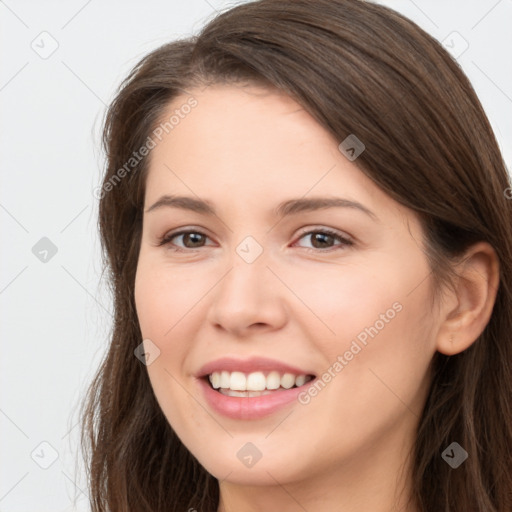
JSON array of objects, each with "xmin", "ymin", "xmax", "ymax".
[{"xmin": 157, "ymin": 227, "xmax": 354, "ymax": 254}]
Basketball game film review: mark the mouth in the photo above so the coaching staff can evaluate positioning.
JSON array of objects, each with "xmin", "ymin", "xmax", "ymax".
[{"xmin": 201, "ymin": 370, "xmax": 316, "ymax": 397}]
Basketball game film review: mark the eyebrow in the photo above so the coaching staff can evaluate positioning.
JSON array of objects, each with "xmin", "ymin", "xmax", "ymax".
[{"xmin": 145, "ymin": 194, "xmax": 378, "ymax": 221}]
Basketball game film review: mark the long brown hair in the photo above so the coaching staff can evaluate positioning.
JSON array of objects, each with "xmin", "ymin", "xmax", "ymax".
[{"xmin": 79, "ymin": 0, "xmax": 512, "ymax": 510}]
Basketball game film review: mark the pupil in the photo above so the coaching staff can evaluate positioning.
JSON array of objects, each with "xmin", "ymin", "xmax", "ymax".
[
  {"xmin": 186, "ymin": 233, "xmax": 203, "ymax": 247},
  {"xmin": 313, "ymin": 233, "xmax": 332, "ymax": 248}
]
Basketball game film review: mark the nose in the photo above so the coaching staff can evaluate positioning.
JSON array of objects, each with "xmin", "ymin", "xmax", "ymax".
[{"xmin": 206, "ymin": 246, "xmax": 288, "ymax": 337}]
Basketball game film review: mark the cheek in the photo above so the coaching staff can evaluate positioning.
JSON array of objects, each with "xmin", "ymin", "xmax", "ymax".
[
  {"xmin": 134, "ymin": 257, "xmax": 204, "ymax": 339},
  {"xmin": 134, "ymin": 261, "xmax": 207, "ymax": 441},
  {"xmin": 286, "ymin": 255, "xmax": 434, "ymax": 421},
  {"xmin": 275, "ymin": 256, "xmax": 405, "ymax": 345}
]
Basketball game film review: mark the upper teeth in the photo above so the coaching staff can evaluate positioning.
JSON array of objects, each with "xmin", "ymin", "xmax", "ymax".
[{"xmin": 208, "ymin": 371, "xmax": 312, "ymax": 391}]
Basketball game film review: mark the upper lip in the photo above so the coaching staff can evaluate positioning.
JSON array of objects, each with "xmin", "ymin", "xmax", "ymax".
[{"xmin": 196, "ymin": 356, "xmax": 316, "ymax": 378}]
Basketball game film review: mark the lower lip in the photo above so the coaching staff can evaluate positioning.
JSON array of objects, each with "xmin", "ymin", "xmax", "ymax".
[{"xmin": 197, "ymin": 377, "xmax": 315, "ymax": 420}]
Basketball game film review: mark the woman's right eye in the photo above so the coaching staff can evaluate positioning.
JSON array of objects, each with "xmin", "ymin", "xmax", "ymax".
[{"xmin": 157, "ymin": 230, "xmax": 212, "ymax": 252}]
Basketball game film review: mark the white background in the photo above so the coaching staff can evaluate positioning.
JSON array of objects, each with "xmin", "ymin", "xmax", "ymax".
[{"xmin": 1, "ymin": 0, "xmax": 511, "ymax": 510}]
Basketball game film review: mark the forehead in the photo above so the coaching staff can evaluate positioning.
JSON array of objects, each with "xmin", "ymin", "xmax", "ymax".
[
  {"xmin": 143, "ymin": 84, "xmax": 411, "ymax": 228},
  {"xmin": 156, "ymin": 83, "xmax": 337, "ymax": 161}
]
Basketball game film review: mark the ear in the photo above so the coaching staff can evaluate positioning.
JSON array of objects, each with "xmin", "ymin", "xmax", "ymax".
[{"xmin": 435, "ymin": 241, "xmax": 500, "ymax": 356}]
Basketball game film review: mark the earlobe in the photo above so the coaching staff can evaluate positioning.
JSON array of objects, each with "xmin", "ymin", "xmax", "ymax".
[{"xmin": 435, "ymin": 242, "xmax": 500, "ymax": 356}]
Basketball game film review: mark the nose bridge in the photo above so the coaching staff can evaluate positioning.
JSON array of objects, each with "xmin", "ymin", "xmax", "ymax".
[
  {"xmin": 207, "ymin": 233, "xmax": 286, "ymax": 333},
  {"xmin": 219, "ymin": 234, "xmax": 270, "ymax": 303}
]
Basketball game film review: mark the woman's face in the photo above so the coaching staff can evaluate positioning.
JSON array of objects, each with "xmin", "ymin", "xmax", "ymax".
[{"xmin": 134, "ymin": 84, "xmax": 439, "ymax": 489}]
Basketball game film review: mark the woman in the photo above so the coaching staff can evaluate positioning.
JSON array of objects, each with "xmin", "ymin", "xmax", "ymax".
[{"xmin": 80, "ymin": 0, "xmax": 512, "ymax": 510}]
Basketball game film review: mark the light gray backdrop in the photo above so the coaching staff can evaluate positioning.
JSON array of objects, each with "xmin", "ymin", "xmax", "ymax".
[{"xmin": 1, "ymin": 0, "xmax": 511, "ymax": 510}]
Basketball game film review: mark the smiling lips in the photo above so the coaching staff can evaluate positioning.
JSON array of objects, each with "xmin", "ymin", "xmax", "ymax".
[
  {"xmin": 209, "ymin": 370, "xmax": 314, "ymax": 397},
  {"xmin": 196, "ymin": 356, "xmax": 317, "ymax": 418}
]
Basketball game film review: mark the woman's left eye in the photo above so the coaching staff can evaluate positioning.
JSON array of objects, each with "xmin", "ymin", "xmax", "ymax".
[
  {"xmin": 294, "ymin": 229, "xmax": 353, "ymax": 251},
  {"xmin": 157, "ymin": 228, "xmax": 353, "ymax": 253}
]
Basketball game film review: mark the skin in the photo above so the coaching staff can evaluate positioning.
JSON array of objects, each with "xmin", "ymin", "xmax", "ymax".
[{"xmin": 134, "ymin": 84, "xmax": 499, "ymax": 512}]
